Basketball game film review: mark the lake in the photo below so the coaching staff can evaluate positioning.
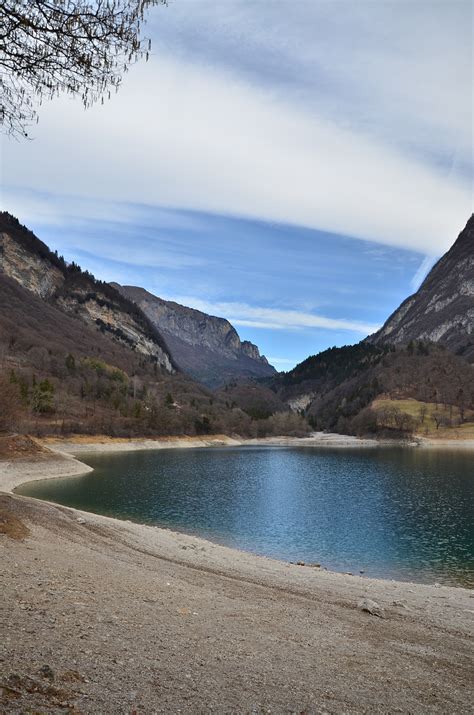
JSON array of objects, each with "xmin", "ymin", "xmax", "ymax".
[{"xmin": 17, "ymin": 446, "xmax": 474, "ymax": 587}]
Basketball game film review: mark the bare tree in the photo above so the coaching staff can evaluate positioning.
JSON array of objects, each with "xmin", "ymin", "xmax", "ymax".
[
  {"xmin": 456, "ymin": 387, "xmax": 466, "ymax": 423},
  {"xmin": 418, "ymin": 403, "xmax": 428, "ymax": 424},
  {"xmin": 1, "ymin": 0, "xmax": 166, "ymax": 138},
  {"xmin": 0, "ymin": 375, "xmax": 20, "ymax": 431}
]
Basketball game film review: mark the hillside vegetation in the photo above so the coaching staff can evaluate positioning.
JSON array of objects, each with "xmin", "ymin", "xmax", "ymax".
[
  {"xmin": 0, "ymin": 275, "xmax": 308, "ymax": 439},
  {"xmin": 263, "ymin": 214, "xmax": 474, "ymax": 439},
  {"xmin": 1, "ymin": 212, "xmax": 472, "ymax": 442},
  {"xmin": 266, "ymin": 340, "xmax": 473, "ymax": 438},
  {"xmin": 371, "ymin": 398, "xmax": 474, "ymax": 439}
]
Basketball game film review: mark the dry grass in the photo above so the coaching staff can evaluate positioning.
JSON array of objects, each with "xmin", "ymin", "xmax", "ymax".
[
  {"xmin": 41, "ymin": 434, "xmax": 136, "ymax": 445},
  {"xmin": 0, "ymin": 433, "xmax": 48, "ymax": 459},
  {"xmin": 372, "ymin": 397, "xmax": 474, "ymax": 439}
]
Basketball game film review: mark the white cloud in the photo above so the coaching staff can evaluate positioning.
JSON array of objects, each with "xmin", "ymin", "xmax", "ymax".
[
  {"xmin": 267, "ymin": 356, "xmax": 299, "ymax": 370},
  {"xmin": 165, "ymin": 296, "xmax": 379, "ymax": 335},
  {"xmin": 267, "ymin": 357, "xmax": 297, "ymax": 365},
  {"xmin": 154, "ymin": 0, "xmax": 472, "ymax": 163},
  {"xmin": 73, "ymin": 238, "xmax": 205, "ymax": 270},
  {"xmin": 1, "ymin": 187, "xmax": 205, "ymax": 234},
  {"xmin": 2, "ymin": 2, "xmax": 471, "ymax": 255},
  {"xmin": 410, "ymin": 255, "xmax": 438, "ymax": 291}
]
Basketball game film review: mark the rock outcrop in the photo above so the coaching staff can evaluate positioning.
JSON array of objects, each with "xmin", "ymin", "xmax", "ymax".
[
  {"xmin": 112, "ymin": 284, "xmax": 275, "ymax": 387},
  {"xmin": 367, "ymin": 215, "xmax": 474, "ymax": 361},
  {"xmin": 0, "ymin": 232, "xmax": 64, "ymax": 299}
]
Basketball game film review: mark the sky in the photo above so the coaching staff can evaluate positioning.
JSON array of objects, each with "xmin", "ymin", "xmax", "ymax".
[{"xmin": 1, "ymin": 0, "xmax": 472, "ymax": 371}]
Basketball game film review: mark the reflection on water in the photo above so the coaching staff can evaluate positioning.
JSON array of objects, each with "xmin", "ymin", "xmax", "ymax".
[{"xmin": 18, "ymin": 446, "xmax": 474, "ymax": 587}]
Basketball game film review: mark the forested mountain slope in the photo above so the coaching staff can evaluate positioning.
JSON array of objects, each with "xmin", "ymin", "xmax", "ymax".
[
  {"xmin": 267, "ymin": 340, "xmax": 473, "ymax": 436},
  {"xmin": 0, "ymin": 270, "xmax": 229, "ymax": 436},
  {"xmin": 0, "ymin": 213, "xmax": 303, "ymax": 438},
  {"xmin": 266, "ymin": 216, "xmax": 474, "ymax": 436}
]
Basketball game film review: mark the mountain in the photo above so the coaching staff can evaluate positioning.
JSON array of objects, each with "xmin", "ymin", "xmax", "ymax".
[
  {"xmin": 0, "ymin": 213, "xmax": 174, "ymax": 372},
  {"xmin": 268, "ymin": 341, "xmax": 473, "ymax": 434},
  {"xmin": 0, "ymin": 266, "xmax": 229, "ymax": 436},
  {"xmin": 0, "ymin": 212, "xmax": 305, "ymax": 439},
  {"xmin": 266, "ymin": 216, "xmax": 474, "ymax": 437},
  {"xmin": 112, "ymin": 284, "xmax": 276, "ymax": 387},
  {"xmin": 367, "ymin": 215, "xmax": 474, "ymax": 361},
  {"xmin": 3, "ymin": 209, "xmax": 470, "ymax": 441}
]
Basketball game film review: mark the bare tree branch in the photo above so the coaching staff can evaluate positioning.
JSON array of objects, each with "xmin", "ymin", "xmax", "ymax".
[{"xmin": 0, "ymin": 0, "xmax": 166, "ymax": 138}]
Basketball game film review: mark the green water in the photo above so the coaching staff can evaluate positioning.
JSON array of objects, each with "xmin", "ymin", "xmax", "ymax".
[{"xmin": 18, "ymin": 445, "xmax": 474, "ymax": 586}]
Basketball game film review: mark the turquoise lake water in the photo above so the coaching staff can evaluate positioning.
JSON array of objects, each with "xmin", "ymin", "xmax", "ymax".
[{"xmin": 17, "ymin": 446, "xmax": 474, "ymax": 586}]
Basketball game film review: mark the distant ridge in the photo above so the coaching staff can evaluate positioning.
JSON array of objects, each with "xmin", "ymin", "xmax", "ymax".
[{"xmin": 112, "ymin": 284, "xmax": 276, "ymax": 388}]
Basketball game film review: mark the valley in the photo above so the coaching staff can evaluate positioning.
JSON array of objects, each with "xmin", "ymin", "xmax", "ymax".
[
  {"xmin": 2, "ymin": 6, "xmax": 472, "ymax": 713},
  {"xmin": 1, "ymin": 212, "xmax": 473, "ymax": 444}
]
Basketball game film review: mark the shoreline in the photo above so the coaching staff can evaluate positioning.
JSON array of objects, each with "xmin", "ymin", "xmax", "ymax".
[
  {"xmin": 1, "ymin": 432, "xmax": 472, "ymax": 587},
  {"xmin": 2, "ymin": 431, "xmax": 473, "ymax": 579},
  {"xmin": 40, "ymin": 430, "xmax": 474, "ymax": 456},
  {"xmin": 41, "ymin": 431, "xmax": 385, "ymax": 455},
  {"xmin": 1, "ymin": 435, "xmax": 473, "ymax": 712}
]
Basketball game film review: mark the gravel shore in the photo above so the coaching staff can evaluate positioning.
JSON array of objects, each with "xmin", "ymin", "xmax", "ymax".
[
  {"xmin": 1, "ymin": 438, "xmax": 473, "ymax": 713},
  {"xmin": 41, "ymin": 432, "xmax": 385, "ymax": 455}
]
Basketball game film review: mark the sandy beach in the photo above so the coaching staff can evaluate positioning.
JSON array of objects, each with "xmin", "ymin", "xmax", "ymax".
[{"xmin": 1, "ymin": 434, "xmax": 473, "ymax": 713}]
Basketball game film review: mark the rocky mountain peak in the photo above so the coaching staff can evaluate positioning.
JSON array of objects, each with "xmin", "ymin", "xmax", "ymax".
[
  {"xmin": 112, "ymin": 284, "xmax": 275, "ymax": 387},
  {"xmin": 367, "ymin": 215, "xmax": 474, "ymax": 361}
]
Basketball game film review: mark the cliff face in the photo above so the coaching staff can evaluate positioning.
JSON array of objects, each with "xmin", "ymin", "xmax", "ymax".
[
  {"xmin": 113, "ymin": 284, "xmax": 275, "ymax": 388},
  {"xmin": 0, "ymin": 213, "xmax": 174, "ymax": 372},
  {"xmin": 367, "ymin": 215, "xmax": 474, "ymax": 361},
  {"xmin": 0, "ymin": 232, "xmax": 64, "ymax": 299}
]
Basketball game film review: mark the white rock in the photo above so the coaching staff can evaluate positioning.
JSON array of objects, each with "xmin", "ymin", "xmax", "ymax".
[{"xmin": 358, "ymin": 598, "xmax": 384, "ymax": 617}]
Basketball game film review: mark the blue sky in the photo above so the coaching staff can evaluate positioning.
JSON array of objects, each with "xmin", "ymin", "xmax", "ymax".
[{"xmin": 1, "ymin": 1, "xmax": 472, "ymax": 370}]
